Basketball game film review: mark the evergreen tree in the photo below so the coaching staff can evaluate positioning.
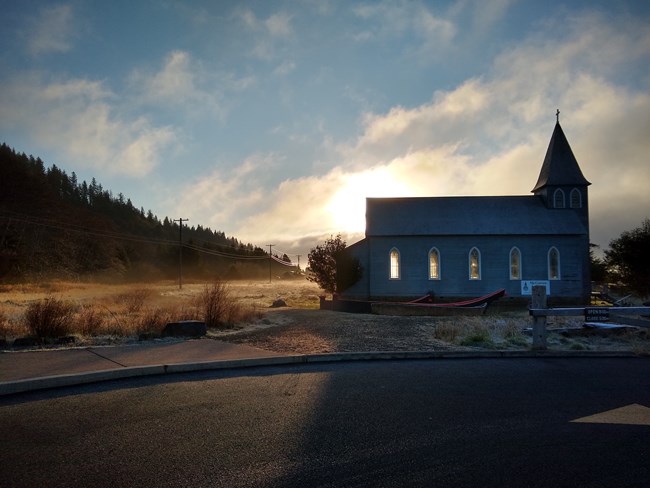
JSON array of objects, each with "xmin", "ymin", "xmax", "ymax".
[{"xmin": 605, "ymin": 219, "xmax": 650, "ymax": 299}]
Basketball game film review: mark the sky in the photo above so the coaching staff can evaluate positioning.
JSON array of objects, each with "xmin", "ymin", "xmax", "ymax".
[{"xmin": 1, "ymin": 0, "xmax": 649, "ymax": 262}]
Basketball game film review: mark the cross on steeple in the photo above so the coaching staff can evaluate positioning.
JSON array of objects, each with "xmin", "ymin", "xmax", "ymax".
[{"xmin": 556, "ymin": 109, "xmax": 560, "ymax": 123}]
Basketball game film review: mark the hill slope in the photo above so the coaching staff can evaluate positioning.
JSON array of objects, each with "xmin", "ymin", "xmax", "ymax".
[{"xmin": 0, "ymin": 143, "xmax": 277, "ymax": 282}]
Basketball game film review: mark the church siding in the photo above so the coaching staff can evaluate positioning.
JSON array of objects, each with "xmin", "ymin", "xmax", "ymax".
[{"xmin": 340, "ymin": 234, "xmax": 587, "ymax": 301}]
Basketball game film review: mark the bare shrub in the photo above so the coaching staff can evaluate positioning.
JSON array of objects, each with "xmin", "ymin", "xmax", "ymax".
[
  {"xmin": 24, "ymin": 297, "xmax": 76, "ymax": 338},
  {"xmin": 74, "ymin": 305, "xmax": 105, "ymax": 336},
  {"xmin": 199, "ymin": 282, "xmax": 234, "ymax": 328},
  {"xmin": 197, "ymin": 282, "xmax": 260, "ymax": 329},
  {"xmin": 223, "ymin": 301, "xmax": 263, "ymax": 326},
  {"xmin": 138, "ymin": 307, "xmax": 172, "ymax": 334},
  {"xmin": 0, "ymin": 308, "xmax": 9, "ymax": 340},
  {"xmin": 95, "ymin": 317, "xmax": 133, "ymax": 337},
  {"xmin": 176, "ymin": 304, "xmax": 201, "ymax": 322},
  {"xmin": 116, "ymin": 288, "xmax": 152, "ymax": 314}
]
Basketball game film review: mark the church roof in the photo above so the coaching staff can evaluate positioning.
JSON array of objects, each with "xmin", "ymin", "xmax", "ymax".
[
  {"xmin": 366, "ymin": 196, "xmax": 587, "ymax": 237},
  {"xmin": 531, "ymin": 122, "xmax": 590, "ymax": 192}
]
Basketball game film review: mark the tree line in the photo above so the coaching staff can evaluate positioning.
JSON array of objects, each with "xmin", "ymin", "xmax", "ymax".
[{"xmin": 0, "ymin": 142, "xmax": 278, "ymax": 281}]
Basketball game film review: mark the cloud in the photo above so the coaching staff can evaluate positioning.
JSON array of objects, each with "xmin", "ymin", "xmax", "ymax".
[
  {"xmin": 352, "ymin": 0, "xmax": 456, "ymax": 51},
  {"xmin": 265, "ymin": 12, "xmax": 293, "ymax": 37},
  {"xmin": 174, "ymin": 144, "xmax": 472, "ymax": 253},
  {"xmin": 27, "ymin": 4, "xmax": 75, "ymax": 56},
  {"xmin": 235, "ymin": 8, "xmax": 294, "ymax": 60},
  {"xmin": 237, "ymin": 8, "xmax": 294, "ymax": 37},
  {"xmin": 199, "ymin": 9, "xmax": 649, "ymax": 255},
  {"xmin": 0, "ymin": 73, "xmax": 176, "ymax": 177},
  {"xmin": 451, "ymin": 0, "xmax": 514, "ymax": 32},
  {"xmin": 274, "ymin": 60, "xmax": 296, "ymax": 76},
  {"xmin": 171, "ymin": 153, "xmax": 278, "ymax": 227},
  {"xmin": 129, "ymin": 50, "xmax": 226, "ymax": 117},
  {"xmin": 144, "ymin": 51, "xmax": 195, "ymax": 100}
]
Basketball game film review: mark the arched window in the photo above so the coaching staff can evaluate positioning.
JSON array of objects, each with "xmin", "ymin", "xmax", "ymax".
[
  {"xmin": 510, "ymin": 247, "xmax": 521, "ymax": 280},
  {"xmin": 469, "ymin": 247, "xmax": 481, "ymax": 280},
  {"xmin": 548, "ymin": 247, "xmax": 560, "ymax": 280},
  {"xmin": 429, "ymin": 248, "xmax": 440, "ymax": 280},
  {"xmin": 553, "ymin": 189, "xmax": 565, "ymax": 208},
  {"xmin": 570, "ymin": 188, "xmax": 582, "ymax": 208},
  {"xmin": 389, "ymin": 248, "xmax": 400, "ymax": 279}
]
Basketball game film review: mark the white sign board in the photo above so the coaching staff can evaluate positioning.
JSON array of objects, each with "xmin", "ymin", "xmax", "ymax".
[{"xmin": 521, "ymin": 280, "xmax": 550, "ymax": 296}]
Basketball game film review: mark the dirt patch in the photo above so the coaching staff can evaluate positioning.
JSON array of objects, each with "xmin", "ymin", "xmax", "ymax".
[{"xmin": 208, "ymin": 308, "xmax": 650, "ymax": 355}]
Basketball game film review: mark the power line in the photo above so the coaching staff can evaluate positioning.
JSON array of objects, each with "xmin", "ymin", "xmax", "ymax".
[
  {"xmin": 0, "ymin": 210, "xmax": 262, "ymax": 258},
  {"xmin": 0, "ymin": 210, "xmax": 302, "ymax": 265},
  {"xmin": 182, "ymin": 242, "xmax": 267, "ymax": 260},
  {"xmin": 0, "ymin": 213, "xmax": 177, "ymax": 246},
  {"xmin": 271, "ymin": 255, "xmax": 298, "ymax": 267}
]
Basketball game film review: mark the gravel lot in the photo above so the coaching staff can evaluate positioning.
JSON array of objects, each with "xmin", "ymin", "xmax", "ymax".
[{"xmin": 209, "ymin": 308, "xmax": 650, "ymax": 355}]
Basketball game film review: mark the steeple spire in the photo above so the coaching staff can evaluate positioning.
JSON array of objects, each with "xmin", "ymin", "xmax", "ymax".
[{"xmin": 532, "ymin": 116, "xmax": 590, "ymax": 193}]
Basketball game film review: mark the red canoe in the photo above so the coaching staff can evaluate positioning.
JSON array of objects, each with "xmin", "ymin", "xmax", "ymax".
[{"xmin": 406, "ymin": 288, "xmax": 506, "ymax": 307}]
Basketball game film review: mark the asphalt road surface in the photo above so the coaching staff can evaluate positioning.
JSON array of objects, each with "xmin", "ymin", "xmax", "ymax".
[{"xmin": 2, "ymin": 358, "xmax": 649, "ymax": 487}]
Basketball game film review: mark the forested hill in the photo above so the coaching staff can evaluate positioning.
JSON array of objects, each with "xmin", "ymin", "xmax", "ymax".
[{"xmin": 0, "ymin": 143, "xmax": 274, "ymax": 282}]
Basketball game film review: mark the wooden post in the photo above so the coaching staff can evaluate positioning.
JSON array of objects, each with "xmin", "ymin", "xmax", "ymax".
[{"xmin": 531, "ymin": 285, "xmax": 547, "ymax": 350}]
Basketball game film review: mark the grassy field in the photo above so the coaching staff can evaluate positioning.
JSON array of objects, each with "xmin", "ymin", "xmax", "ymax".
[
  {"xmin": 0, "ymin": 278, "xmax": 323, "ymax": 344},
  {"xmin": 1, "ymin": 279, "xmax": 648, "ymax": 353}
]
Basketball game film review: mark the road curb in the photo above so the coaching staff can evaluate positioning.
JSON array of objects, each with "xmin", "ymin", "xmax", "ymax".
[{"xmin": 0, "ymin": 350, "xmax": 644, "ymax": 396}]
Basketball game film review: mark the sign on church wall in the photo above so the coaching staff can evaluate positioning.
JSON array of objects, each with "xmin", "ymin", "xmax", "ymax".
[{"xmin": 521, "ymin": 280, "xmax": 550, "ymax": 295}]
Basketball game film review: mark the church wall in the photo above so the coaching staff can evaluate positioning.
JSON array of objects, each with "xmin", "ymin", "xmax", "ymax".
[{"xmin": 352, "ymin": 234, "xmax": 588, "ymax": 302}]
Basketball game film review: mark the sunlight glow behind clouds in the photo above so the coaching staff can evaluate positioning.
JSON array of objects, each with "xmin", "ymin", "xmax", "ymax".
[
  {"xmin": 227, "ymin": 10, "xmax": 650, "ymax": 252},
  {"xmin": 1, "ymin": 1, "xmax": 648, "ymax": 258}
]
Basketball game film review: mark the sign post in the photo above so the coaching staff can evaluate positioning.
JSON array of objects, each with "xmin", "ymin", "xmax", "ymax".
[{"xmin": 531, "ymin": 285, "xmax": 547, "ymax": 350}]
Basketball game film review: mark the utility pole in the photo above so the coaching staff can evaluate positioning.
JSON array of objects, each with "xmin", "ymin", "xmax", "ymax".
[
  {"xmin": 296, "ymin": 255, "xmax": 301, "ymax": 271},
  {"xmin": 267, "ymin": 244, "xmax": 274, "ymax": 283},
  {"xmin": 174, "ymin": 218, "xmax": 189, "ymax": 289}
]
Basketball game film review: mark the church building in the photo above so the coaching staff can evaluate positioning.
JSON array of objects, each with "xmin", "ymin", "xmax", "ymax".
[{"xmin": 336, "ymin": 119, "xmax": 592, "ymax": 304}]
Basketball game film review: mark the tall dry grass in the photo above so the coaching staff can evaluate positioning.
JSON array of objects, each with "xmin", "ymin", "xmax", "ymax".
[
  {"xmin": 74, "ymin": 305, "xmax": 105, "ymax": 336},
  {"xmin": 0, "ymin": 305, "xmax": 28, "ymax": 340},
  {"xmin": 197, "ymin": 282, "xmax": 261, "ymax": 329},
  {"xmin": 0, "ymin": 308, "xmax": 9, "ymax": 340},
  {"xmin": 1, "ymin": 280, "xmax": 263, "ymax": 342},
  {"xmin": 433, "ymin": 316, "xmax": 527, "ymax": 348},
  {"xmin": 24, "ymin": 297, "xmax": 76, "ymax": 339},
  {"xmin": 115, "ymin": 288, "xmax": 152, "ymax": 314}
]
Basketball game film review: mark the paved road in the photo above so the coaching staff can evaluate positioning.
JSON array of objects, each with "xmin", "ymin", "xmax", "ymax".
[{"xmin": 1, "ymin": 358, "xmax": 649, "ymax": 487}]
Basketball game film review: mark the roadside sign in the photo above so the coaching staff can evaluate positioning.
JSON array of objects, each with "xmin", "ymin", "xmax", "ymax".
[
  {"xmin": 521, "ymin": 280, "xmax": 550, "ymax": 296},
  {"xmin": 585, "ymin": 307, "xmax": 609, "ymax": 322}
]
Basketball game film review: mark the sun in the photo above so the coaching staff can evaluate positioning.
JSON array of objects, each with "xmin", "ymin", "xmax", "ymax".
[{"xmin": 326, "ymin": 167, "xmax": 411, "ymax": 233}]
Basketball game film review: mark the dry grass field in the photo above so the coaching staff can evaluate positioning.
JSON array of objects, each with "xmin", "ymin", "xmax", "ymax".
[
  {"xmin": 1, "ymin": 279, "xmax": 648, "ymax": 354},
  {"xmin": 0, "ymin": 279, "xmax": 321, "ymax": 345}
]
